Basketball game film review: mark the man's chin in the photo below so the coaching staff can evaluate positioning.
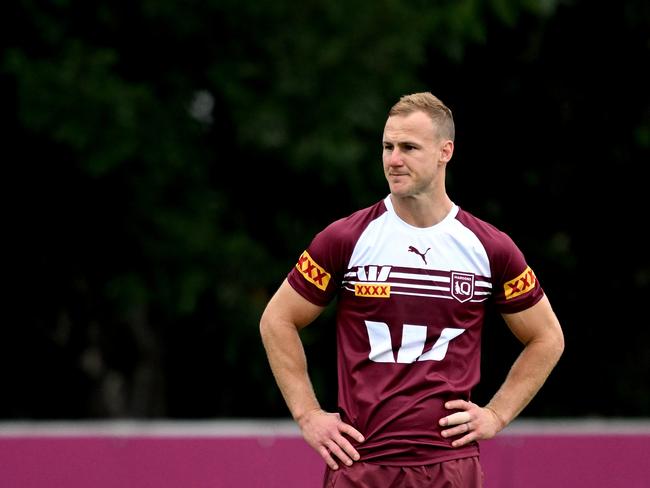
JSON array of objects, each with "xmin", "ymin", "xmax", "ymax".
[{"xmin": 389, "ymin": 184, "xmax": 412, "ymax": 198}]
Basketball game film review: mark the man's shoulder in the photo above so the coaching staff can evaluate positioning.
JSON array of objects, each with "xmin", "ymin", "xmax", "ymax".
[
  {"xmin": 454, "ymin": 207, "xmax": 519, "ymax": 254},
  {"xmin": 320, "ymin": 198, "xmax": 388, "ymax": 240},
  {"xmin": 455, "ymin": 207, "xmax": 510, "ymax": 238}
]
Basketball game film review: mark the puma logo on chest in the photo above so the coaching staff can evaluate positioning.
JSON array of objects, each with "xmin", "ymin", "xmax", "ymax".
[{"xmin": 408, "ymin": 245, "xmax": 431, "ymax": 264}]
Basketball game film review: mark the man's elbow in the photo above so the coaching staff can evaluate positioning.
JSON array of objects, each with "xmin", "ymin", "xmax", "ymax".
[
  {"xmin": 259, "ymin": 305, "xmax": 294, "ymax": 344},
  {"xmin": 259, "ymin": 308, "xmax": 275, "ymax": 342},
  {"xmin": 550, "ymin": 325, "xmax": 565, "ymax": 363},
  {"xmin": 259, "ymin": 297, "xmax": 278, "ymax": 341}
]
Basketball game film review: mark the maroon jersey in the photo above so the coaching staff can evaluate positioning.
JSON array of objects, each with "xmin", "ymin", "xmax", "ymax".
[{"xmin": 287, "ymin": 196, "xmax": 543, "ymax": 465}]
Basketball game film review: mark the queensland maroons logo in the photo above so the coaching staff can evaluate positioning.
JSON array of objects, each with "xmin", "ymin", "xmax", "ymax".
[{"xmin": 451, "ymin": 272, "xmax": 475, "ymax": 303}]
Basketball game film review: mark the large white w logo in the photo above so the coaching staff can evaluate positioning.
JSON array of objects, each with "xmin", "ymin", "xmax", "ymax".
[{"xmin": 365, "ymin": 321, "xmax": 465, "ymax": 364}]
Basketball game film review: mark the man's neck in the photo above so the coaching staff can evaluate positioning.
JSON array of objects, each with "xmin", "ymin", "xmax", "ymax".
[{"xmin": 389, "ymin": 193, "xmax": 454, "ymax": 228}]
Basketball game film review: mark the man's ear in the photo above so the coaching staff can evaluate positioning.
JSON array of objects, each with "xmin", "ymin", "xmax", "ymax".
[{"xmin": 440, "ymin": 139, "xmax": 454, "ymax": 164}]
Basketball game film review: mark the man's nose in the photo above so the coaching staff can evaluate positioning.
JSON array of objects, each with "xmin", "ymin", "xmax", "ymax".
[{"xmin": 389, "ymin": 149, "xmax": 403, "ymax": 165}]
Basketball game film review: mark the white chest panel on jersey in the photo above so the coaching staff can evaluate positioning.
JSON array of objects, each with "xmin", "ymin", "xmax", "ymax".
[{"xmin": 344, "ymin": 197, "xmax": 492, "ymax": 303}]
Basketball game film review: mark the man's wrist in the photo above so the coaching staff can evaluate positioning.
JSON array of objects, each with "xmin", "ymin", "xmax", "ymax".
[
  {"xmin": 484, "ymin": 405, "xmax": 508, "ymax": 431},
  {"xmin": 294, "ymin": 406, "xmax": 322, "ymax": 427}
]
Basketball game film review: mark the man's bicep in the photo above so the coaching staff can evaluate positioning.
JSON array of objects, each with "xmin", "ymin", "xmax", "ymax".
[
  {"xmin": 263, "ymin": 279, "xmax": 326, "ymax": 330},
  {"xmin": 501, "ymin": 295, "xmax": 563, "ymax": 346}
]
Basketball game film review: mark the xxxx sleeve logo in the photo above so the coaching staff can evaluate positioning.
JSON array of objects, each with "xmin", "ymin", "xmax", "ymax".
[
  {"xmin": 504, "ymin": 266, "xmax": 537, "ymax": 300},
  {"xmin": 296, "ymin": 251, "xmax": 331, "ymax": 291}
]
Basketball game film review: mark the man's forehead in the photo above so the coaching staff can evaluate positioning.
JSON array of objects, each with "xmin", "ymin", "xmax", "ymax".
[{"xmin": 383, "ymin": 112, "xmax": 436, "ymax": 141}]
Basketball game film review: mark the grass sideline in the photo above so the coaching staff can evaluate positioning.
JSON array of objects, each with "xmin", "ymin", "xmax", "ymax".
[{"xmin": 1, "ymin": 418, "xmax": 649, "ymax": 437}]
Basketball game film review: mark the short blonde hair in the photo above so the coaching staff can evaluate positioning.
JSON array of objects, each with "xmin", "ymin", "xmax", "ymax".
[{"xmin": 389, "ymin": 92, "xmax": 455, "ymax": 141}]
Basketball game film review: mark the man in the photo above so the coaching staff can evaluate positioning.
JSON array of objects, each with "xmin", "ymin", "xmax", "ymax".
[{"xmin": 259, "ymin": 92, "xmax": 564, "ymax": 487}]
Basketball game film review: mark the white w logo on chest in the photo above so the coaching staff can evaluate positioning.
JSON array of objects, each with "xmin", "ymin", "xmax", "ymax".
[
  {"xmin": 365, "ymin": 321, "xmax": 465, "ymax": 363},
  {"xmin": 356, "ymin": 265, "xmax": 392, "ymax": 282}
]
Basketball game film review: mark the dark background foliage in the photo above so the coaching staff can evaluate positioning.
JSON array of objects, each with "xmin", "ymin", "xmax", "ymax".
[{"xmin": 2, "ymin": 0, "xmax": 648, "ymax": 419}]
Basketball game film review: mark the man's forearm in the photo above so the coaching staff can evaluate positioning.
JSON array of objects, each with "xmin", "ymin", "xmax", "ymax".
[
  {"xmin": 486, "ymin": 336, "xmax": 564, "ymax": 427},
  {"xmin": 260, "ymin": 318, "xmax": 321, "ymax": 421}
]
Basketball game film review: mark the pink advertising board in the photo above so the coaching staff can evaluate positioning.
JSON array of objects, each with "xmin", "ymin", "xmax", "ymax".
[{"xmin": 1, "ymin": 420, "xmax": 648, "ymax": 487}]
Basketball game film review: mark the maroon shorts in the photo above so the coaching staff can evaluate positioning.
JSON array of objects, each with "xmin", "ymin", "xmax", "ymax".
[{"xmin": 323, "ymin": 456, "xmax": 483, "ymax": 488}]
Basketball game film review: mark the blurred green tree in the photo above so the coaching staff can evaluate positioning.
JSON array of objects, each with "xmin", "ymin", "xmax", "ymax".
[{"xmin": 2, "ymin": 0, "xmax": 648, "ymax": 418}]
